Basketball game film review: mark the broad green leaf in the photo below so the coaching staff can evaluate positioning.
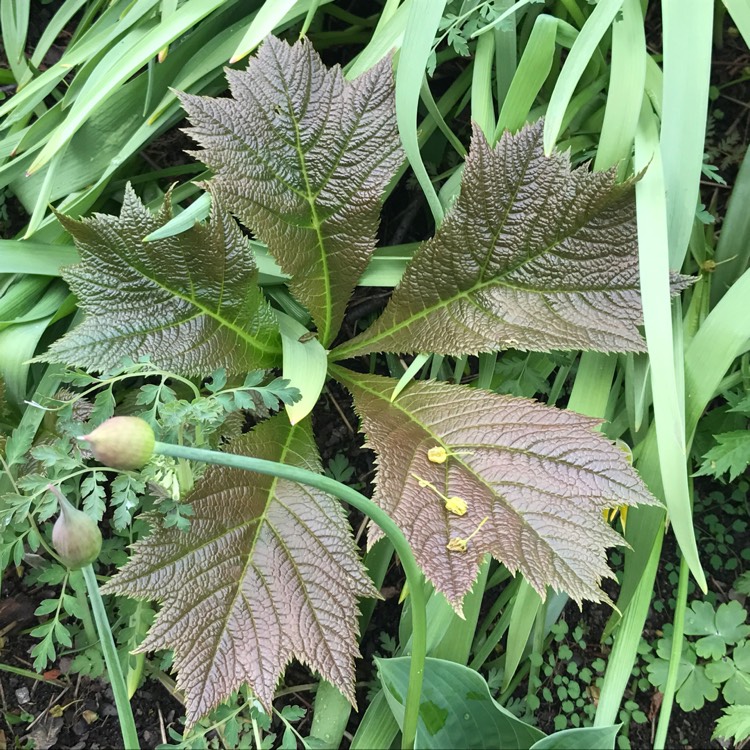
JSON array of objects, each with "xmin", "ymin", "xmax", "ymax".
[
  {"xmin": 377, "ymin": 656, "xmax": 544, "ymax": 749},
  {"xmin": 42, "ymin": 186, "xmax": 280, "ymax": 376},
  {"xmin": 705, "ymin": 642, "xmax": 750, "ymax": 705},
  {"xmin": 647, "ymin": 636, "xmax": 717, "ymax": 712},
  {"xmin": 180, "ymin": 36, "xmax": 403, "ymax": 347},
  {"xmin": 530, "ymin": 725, "xmax": 620, "ymax": 750},
  {"xmin": 684, "ymin": 600, "xmax": 750, "ymax": 659},
  {"xmin": 334, "ymin": 121, "xmax": 675, "ymax": 361},
  {"xmin": 676, "ymin": 665, "xmax": 718, "ymax": 712},
  {"xmin": 334, "ymin": 368, "xmax": 657, "ymax": 609},
  {"xmin": 103, "ymin": 416, "xmax": 377, "ymax": 726}
]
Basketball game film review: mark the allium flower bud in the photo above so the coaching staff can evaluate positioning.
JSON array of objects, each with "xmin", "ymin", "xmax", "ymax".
[
  {"xmin": 80, "ymin": 416, "xmax": 155, "ymax": 471},
  {"xmin": 49, "ymin": 485, "xmax": 102, "ymax": 570}
]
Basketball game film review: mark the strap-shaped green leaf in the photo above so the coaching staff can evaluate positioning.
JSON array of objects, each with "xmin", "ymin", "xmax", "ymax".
[
  {"xmin": 334, "ymin": 120, "xmax": 673, "ymax": 361},
  {"xmin": 42, "ymin": 186, "xmax": 280, "ymax": 376},
  {"xmin": 180, "ymin": 36, "xmax": 403, "ymax": 346},
  {"xmin": 334, "ymin": 367, "xmax": 658, "ymax": 610},
  {"xmin": 103, "ymin": 416, "xmax": 377, "ymax": 726}
]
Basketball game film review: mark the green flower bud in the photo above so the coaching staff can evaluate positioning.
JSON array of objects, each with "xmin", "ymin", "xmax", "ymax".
[
  {"xmin": 49, "ymin": 485, "xmax": 102, "ymax": 570},
  {"xmin": 80, "ymin": 416, "xmax": 155, "ymax": 470}
]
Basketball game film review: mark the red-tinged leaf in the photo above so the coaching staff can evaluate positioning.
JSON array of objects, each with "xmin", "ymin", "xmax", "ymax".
[
  {"xmin": 102, "ymin": 416, "xmax": 377, "ymax": 726},
  {"xmin": 334, "ymin": 367, "xmax": 659, "ymax": 611},
  {"xmin": 180, "ymin": 36, "xmax": 403, "ymax": 347},
  {"xmin": 334, "ymin": 121, "xmax": 691, "ymax": 361},
  {"xmin": 43, "ymin": 186, "xmax": 280, "ymax": 376}
]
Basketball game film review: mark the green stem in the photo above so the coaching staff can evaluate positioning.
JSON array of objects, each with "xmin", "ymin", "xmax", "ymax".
[
  {"xmin": 153, "ymin": 442, "xmax": 426, "ymax": 750},
  {"xmin": 82, "ymin": 564, "xmax": 140, "ymax": 750},
  {"xmin": 653, "ymin": 552, "xmax": 689, "ymax": 749},
  {"xmin": 524, "ymin": 597, "xmax": 548, "ymax": 722},
  {"xmin": 70, "ymin": 569, "xmax": 98, "ymax": 645}
]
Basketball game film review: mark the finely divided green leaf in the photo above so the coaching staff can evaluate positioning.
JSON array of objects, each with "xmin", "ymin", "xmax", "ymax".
[
  {"xmin": 334, "ymin": 120, "xmax": 658, "ymax": 361},
  {"xmin": 335, "ymin": 368, "xmax": 657, "ymax": 609},
  {"xmin": 102, "ymin": 416, "xmax": 377, "ymax": 726},
  {"xmin": 42, "ymin": 186, "xmax": 280, "ymax": 376},
  {"xmin": 713, "ymin": 705, "xmax": 750, "ymax": 745},
  {"xmin": 695, "ymin": 431, "xmax": 750, "ymax": 482},
  {"xmin": 180, "ymin": 36, "xmax": 403, "ymax": 347}
]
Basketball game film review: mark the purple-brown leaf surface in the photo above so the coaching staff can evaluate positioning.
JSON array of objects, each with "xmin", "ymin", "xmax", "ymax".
[
  {"xmin": 334, "ymin": 367, "xmax": 659, "ymax": 612},
  {"xmin": 43, "ymin": 186, "xmax": 280, "ymax": 375},
  {"xmin": 102, "ymin": 416, "xmax": 377, "ymax": 726},
  {"xmin": 334, "ymin": 120, "xmax": 683, "ymax": 361},
  {"xmin": 180, "ymin": 36, "xmax": 403, "ymax": 347}
]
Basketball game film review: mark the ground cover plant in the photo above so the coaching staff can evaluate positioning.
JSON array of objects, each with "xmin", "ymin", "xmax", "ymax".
[{"xmin": 2, "ymin": 1, "xmax": 750, "ymax": 749}]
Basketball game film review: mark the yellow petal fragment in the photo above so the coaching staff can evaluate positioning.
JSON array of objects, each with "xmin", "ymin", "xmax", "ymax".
[
  {"xmin": 427, "ymin": 446, "xmax": 448, "ymax": 464},
  {"xmin": 445, "ymin": 496, "xmax": 468, "ymax": 516},
  {"xmin": 447, "ymin": 538, "xmax": 468, "ymax": 553}
]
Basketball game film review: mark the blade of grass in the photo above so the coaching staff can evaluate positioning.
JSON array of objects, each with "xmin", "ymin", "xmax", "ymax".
[
  {"xmin": 660, "ymin": 0, "xmax": 713, "ymax": 268},
  {"xmin": 472, "ymin": 30, "xmax": 496, "ymax": 137},
  {"xmin": 543, "ymin": 0, "xmax": 623, "ymax": 153},
  {"xmin": 0, "ymin": 241, "xmax": 78, "ymax": 275},
  {"xmin": 634, "ymin": 96, "xmax": 705, "ymax": 591},
  {"xmin": 493, "ymin": 1, "xmax": 517, "ymax": 110},
  {"xmin": 1, "ymin": 0, "xmax": 31, "ymax": 85},
  {"xmin": 501, "ymin": 579, "xmax": 541, "ymax": 692},
  {"xmin": 0, "ymin": 281, "xmax": 69, "ymax": 408},
  {"xmin": 613, "ymin": 266, "xmax": 750, "ymax": 629},
  {"xmin": 158, "ymin": 0, "xmax": 179, "ymax": 61},
  {"xmin": 396, "ymin": 0, "xmax": 447, "ymax": 228},
  {"xmin": 345, "ymin": 0, "xmax": 409, "ymax": 78},
  {"xmin": 391, "ymin": 354, "xmax": 430, "ymax": 401},
  {"xmin": 724, "ymin": 0, "xmax": 750, "ymax": 45},
  {"xmin": 0, "ymin": 276, "xmax": 52, "ymax": 328},
  {"xmin": 653, "ymin": 546, "xmax": 690, "ymax": 749},
  {"xmin": 26, "ymin": 0, "xmax": 230, "ymax": 175},
  {"xmin": 0, "ymin": 0, "xmax": 161, "ymax": 120},
  {"xmin": 624, "ymin": 353, "xmax": 651, "ymax": 435},
  {"xmin": 24, "ymin": 147, "xmax": 67, "ymax": 238},
  {"xmin": 277, "ymin": 312, "xmax": 327, "ymax": 425},
  {"xmin": 597, "ymin": 128, "xmax": 750, "ymax": 722},
  {"xmin": 144, "ymin": 193, "xmax": 212, "ymax": 241},
  {"xmin": 10, "ymin": 102, "xmax": 65, "ymax": 158},
  {"xmin": 419, "ymin": 79, "xmax": 466, "ymax": 157},
  {"xmin": 229, "ymin": 0, "xmax": 298, "ymax": 63},
  {"xmin": 710, "ymin": 143, "xmax": 750, "ymax": 306},
  {"xmin": 300, "ymin": 0, "xmax": 326, "ymax": 37},
  {"xmin": 593, "ymin": 0, "xmax": 644, "ymax": 172},
  {"xmin": 350, "ymin": 691, "xmax": 400, "ymax": 749},
  {"xmin": 30, "ymin": 0, "xmax": 90, "ymax": 68},
  {"xmin": 428, "ymin": 558, "xmax": 490, "ymax": 664},
  {"xmin": 496, "ymin": 14, "xmax": 557, "ymax": 136},
  {"xmin": 595, "ymin": 522, "xmax": 663, "ymax": 725}
]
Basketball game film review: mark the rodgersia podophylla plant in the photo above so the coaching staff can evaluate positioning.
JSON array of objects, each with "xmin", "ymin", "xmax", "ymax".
[{"xmin": 38, "ymin": 36, "xmax": 681, "ymax": 726}]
